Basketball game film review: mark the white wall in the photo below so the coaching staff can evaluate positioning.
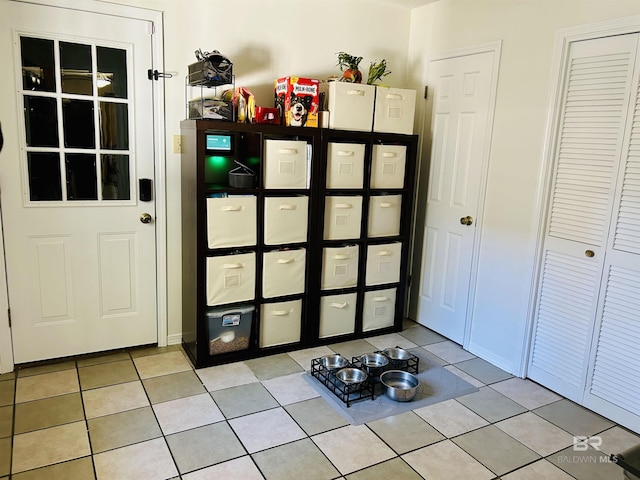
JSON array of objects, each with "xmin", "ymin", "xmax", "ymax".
[
  {"xmin": 406, "ymin": 0, "xmax": 640, "ymax": 374},
  {"xmin": 103, "ymin": 0, "xmax": 413, "ymax": 343}
]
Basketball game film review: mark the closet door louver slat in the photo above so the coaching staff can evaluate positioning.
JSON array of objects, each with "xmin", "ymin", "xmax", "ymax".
[
  {"xmin": 548, "ymin": 50, "xmax": 632, "ymax": 245},
  {"xmin": 613, "ymin": 81, "xmax": 640, "ymax": 255},
  {"xmin": 589, "ymin": 266, "xmax": 640, "ymax": 414},
  {"xmin": 530, "ymin": 250, "xmax": 600, "ymax": 392}
]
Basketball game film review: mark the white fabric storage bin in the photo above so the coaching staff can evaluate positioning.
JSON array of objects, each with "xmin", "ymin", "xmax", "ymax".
[
  {"xmin": 326, "ymin": 142, "xmax": 365, "ymax": 189},
  {"xmin": 362, "ymin": 288, "xmax": 396, "ymax": 332},
  {"xmin": 264, "ymin": 196, "xmax": 308, "ymax": 245},
  {"xmin": 321, "ymin": 245, "xmax": 359, "ymax": 290},
  {"xmin": 262, "ymin": 248, "xmax": 306, "ymax": 299},
  {"xmin": 373, "ymin": 87, "xmax": 416, "ymax": 135},
  {"xmin": 370, "ymin": 145, "xmax": 407, "ymax": 189},
  {"xmin": 206, "ymin": 196, "xmax": 257, "ymax": 249},
  {"xmin": 259, "ymin": 299, "xmax": 302, "ymax": 347},
  {"xmin": 324, "ymin": 196, "xmax": 363, "ymax": 240},
  {"xmin": 365, "ymin": 242, "xmax": 402, "ymax": 286},
  {"xmin": 368, "ymin": 194, "xmax": 402, "ymax": 237},
  {"xmin": 319, "ymin": 293, "xmax": 357, "ymax": 338},
  {"xmin": 264, "ymin": 139, "xmax": 308, "ymax": 189},
  {"xmin": 320, "ymin": 82, "xmax": 375, "ymax": 131},
  {"xmin": 206, "ymin": 252, "xmax": 256, "ymax": 306}
]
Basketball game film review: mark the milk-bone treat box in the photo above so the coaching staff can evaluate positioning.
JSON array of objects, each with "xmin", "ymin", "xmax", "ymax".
[{"xmin": 274, "ymin": 77, "xmax": 320, "ymax": 127}]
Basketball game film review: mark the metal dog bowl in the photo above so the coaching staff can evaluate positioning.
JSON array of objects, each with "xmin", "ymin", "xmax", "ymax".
[
  {"xmin": 319, "ymin": 354, "xmax": 349, "ymax": 370},
  {"xmin": 359, "ymin": 353, "xmax": 389, "ymax": 370},
  {"xmin": 383, "ymin": 347, "xmax": 412, "ymax": 361},
  {"xmin": 336, "ymin": 367, "xmax": 367, "ymax": 385},
  {"xmin": 380, "ymin": 370, "xmax": 419, "ymax": 402}
]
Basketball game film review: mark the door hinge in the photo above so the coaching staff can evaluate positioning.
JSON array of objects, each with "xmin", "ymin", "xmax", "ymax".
[
  {"xmin": 424, "ymin": 85, "xmax": 428, "ymax": 99},
  {"xmin": 147, "ymin": 69, "xmax": 173, "ymax": 81},
  {"xmin": 7, "ymin": 309, "xmax": 10, "ymax": 328}
]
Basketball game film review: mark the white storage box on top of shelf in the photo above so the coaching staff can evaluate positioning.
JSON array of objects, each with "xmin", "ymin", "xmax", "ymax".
[
  {"xmin": 362, "ymin": 287, "xmax": 397, "ymax": 332},
  {"xmin": 206, "ymin": 252, "xmax": 256, "ymax": 306},
  {"xmin": 206, "ymin": 196, "xmax": 256, "ymax": 248},
  {"xmin": 264, "ymin": 139, "xmax": 309, "ymax": 189},
  {"xmin": 260, "ymin": 299, "xmax": 302, "ymax": 347},
  {"xmin": 326, "ymin": 142, "xmax": 365, "ymax": 189},
  {"xmin": 319, "ymin": 292, "xmax": 357, "ymax": 338},
  {"xmin": 324, "ymin": 196, "xmax": 363, "ymax": 240},
  {"xmin": 371, "ymin": 145, "xmax": 407, "ymax": 189},
  {"xmin": 263, "ymin": 196, "xmax": 308, "ymax": 245},
  {"xmin": 373, "ymin": 87, "xmax": 416, "ymax": 135},
  {"xmin": 365, "ymin": 242, "xmax": 402, "ymax": 286},
  {"xmin": 262, "ymin": 248, "xmax": 306, "ymax": 299},
  {"xmin": 321, "ymin": 245, "xmax": 359, "ymax": 290},
  {"xmin": 368, "ymin": 194, "xmax": 402, "ymax": 237},
  {"xmin": 320, "ymin": 81, "xmax": 375, "ymax": 132}
]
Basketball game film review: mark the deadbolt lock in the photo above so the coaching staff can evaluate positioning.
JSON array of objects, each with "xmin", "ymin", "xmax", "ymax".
[{"xmin": 460, "ymin": 216, "xmax": 473, "ymax": 226}]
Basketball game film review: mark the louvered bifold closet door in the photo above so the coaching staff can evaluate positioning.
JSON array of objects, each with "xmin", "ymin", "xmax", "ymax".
[
  {"xmin": 583, "ymin": 49, "xmax": 640, "ymax": 431},
  {"xmin": 528, "ymin": 34, "xmax": 639, "ymax": 402}
]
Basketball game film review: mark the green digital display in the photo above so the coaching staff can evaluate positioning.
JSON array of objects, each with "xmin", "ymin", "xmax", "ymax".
[{"xmin": 206, "ymin": 134, "xmax": 232, "ymax": 151}]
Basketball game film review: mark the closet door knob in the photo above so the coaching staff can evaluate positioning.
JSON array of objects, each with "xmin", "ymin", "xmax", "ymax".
[
  {"xmin": 585, "ymin": 250, "xmax": 595, "ymax": 258},
  {"xmin": 460, "ymin": 216, "xmax": 473, "ymax": 226}
]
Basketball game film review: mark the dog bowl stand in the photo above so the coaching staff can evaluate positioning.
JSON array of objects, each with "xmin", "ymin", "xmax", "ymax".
[{"xmin": 311, "ymin": 347, "xmax": 420, "ymax": 407}]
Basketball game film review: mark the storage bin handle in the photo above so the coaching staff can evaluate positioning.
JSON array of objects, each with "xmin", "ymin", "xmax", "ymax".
[
  {"xmin": 379, "ymin": 202, "xmax": 394, "ymax": 208},
  {"xmin": 278, "ymin": 204, "xmax": 297, "ymax": 210},
  {"xmin": 337, "ymin": 150, "xmax": 355, "ymax": 156},
  {"xmin": 347, "ymin": 89, "xmax": 365, "ymax": 96},
  {"xmin": 333, "ymin": 254, "xmax": 351, "ymax": 260},
  {"xmin": 335, "ymin": 203, "xmax": 353, "ymax": 209},
  {"xmin": 330, "ymin": 302, "xmax": 349, "ymax": 309},
  {"xmin": 373, "ymin": 296, "xmax": 389, "ymax": 302},
  {"xmin": 220, "ymin": 205, "xmax": 244, "ymax": 212},
  {"xmin": 277, "ymin": 148, "xmax": 298, "ymax": 155},
  {"xmin": 276, "ymin": 258, "xmax": 294, "ymax": 264},
  {"xmin": 377, "ymin": 250, "xmax": 392, "ymax": 256},
  {"xmin": 382, "ymin": 152, "xmax": 397, "ymax": 158},
  {"xmin": 271, "ymin": 310, "xmax": 290, "ymax": 316},
  {"xmin": 222, "ymin": 263, "xmax": 244, "ymax": 269}
]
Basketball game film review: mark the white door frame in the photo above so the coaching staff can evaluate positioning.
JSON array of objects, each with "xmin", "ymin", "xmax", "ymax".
[
  {"xmin": 524, "ymin": 14, "xmax": 640, "ymax": 378},
  {"xmin": 409, "ymin": 41, "xmax": 501, "ymax": 348},
  {"xmin": 0, "ymin": 0, "xmax": 167, "ymax": 373}
]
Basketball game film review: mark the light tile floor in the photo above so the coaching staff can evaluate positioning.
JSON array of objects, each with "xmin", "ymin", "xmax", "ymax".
[{"xmin": 0, "ymin": 321, "xmax": 638, "ymax": 479}]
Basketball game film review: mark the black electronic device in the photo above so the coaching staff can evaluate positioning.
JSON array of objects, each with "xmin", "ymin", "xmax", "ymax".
[{"xmin": 139, "ymin": 178, "xmax": 152, "ymax": 201}]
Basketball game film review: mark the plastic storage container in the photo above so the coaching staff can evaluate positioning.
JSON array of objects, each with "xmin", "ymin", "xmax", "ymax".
[{"xmin": 207, "ymin": 304, "xmax": 254, "ymax": 355}]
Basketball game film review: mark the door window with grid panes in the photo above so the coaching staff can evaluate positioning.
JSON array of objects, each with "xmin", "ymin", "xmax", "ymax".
[{"xmin": 21, "ymin": 36, "xmax": 132, "ymax": 203}]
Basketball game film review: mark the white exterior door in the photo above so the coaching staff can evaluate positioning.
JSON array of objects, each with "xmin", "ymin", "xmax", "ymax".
[
  {"xmin": 416, "ymin": 51, "xmax": 496, "ymax": 343},
  {"xmin": 0, "ymin": 0, "xmax": 158, "ymax": 363}
]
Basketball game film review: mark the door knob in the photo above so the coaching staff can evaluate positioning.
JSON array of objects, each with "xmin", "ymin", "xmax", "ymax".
[
  {"xmin": 460, "ymin": 216, "xmax": 473, "ymax": 226},
  {"xmin": 140, "ymin": 213, "xmax": 153, "ymax": 224},
  {"xmin": 585, "ymin": 250, "xmax": 595, "ymax": 258}
]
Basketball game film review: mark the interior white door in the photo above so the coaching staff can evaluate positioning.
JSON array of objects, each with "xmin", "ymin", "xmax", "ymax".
[
  {"xmin": 528, "ymin": 34, "xmax": 639, "ymax": 403},
  {"xmin": 416, "ymin": 51, "xmax": 495, "ymax": 343},
  {"xmin": 0, "ymin": 1, "xmax": 158, "ymax": 363}
]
